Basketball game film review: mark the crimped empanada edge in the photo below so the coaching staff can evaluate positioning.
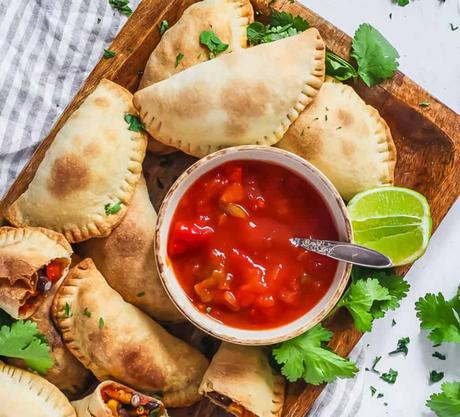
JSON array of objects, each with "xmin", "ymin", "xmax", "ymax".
[
  {"xmin": 0, "ymin": 226, "xmax": 73, "ymax": 255},
  {"xmin": 366, "ymin": 104, "xmax": 397, "ymax": 185},
  {"xmin": 0, "ymin": 361, "xmax": 76, "ymax": 417},
  {"xmin": 51, "ymin": 259, "xmax": 109, "ymax": 381},
  {"xmin": 6, "ymin": 80, "xmax": 147, "ymax": 244}
]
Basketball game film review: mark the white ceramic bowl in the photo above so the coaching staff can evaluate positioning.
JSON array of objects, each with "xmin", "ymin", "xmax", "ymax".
[{"xmin": 155, "ymin": 146, "xmax": 352, "ymax": 345}]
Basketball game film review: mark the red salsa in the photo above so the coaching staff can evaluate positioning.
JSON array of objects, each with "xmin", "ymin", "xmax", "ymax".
[{"xmin": 168, "ymin": 160, "xmax": 339, "ymax": 329}]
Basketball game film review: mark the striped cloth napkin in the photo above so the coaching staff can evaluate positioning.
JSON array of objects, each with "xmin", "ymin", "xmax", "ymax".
[{"xmin": 0, "ymin": 1, "xmax": 366, "ymax": 415}]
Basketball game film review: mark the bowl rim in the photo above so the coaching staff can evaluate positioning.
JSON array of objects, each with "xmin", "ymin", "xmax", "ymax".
[{"xmin": 155, "ymin": 145, "xmax": 353, "ymax": 345}]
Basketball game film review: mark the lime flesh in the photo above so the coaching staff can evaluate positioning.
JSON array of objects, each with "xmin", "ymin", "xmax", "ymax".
[{"xmin": 347, "ymin": 187, "xmax": 432, "ymax": 266}]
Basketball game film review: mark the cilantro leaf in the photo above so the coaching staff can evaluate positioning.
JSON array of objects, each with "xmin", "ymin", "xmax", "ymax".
[
  {"xmin": 159, "ymin": 20, "xmax": 169, "ymax": 35},
  {"xmin": 0, "ymin": 321, "xmax": 53, "ymax": 374},
  {"xmin": 338, "ymin": 278, "xmax": 391, "ymax": 332},
  {"xmin": 108, "ymin": 0, "xmax": 132, "ymax": 17},
  {"xmin": 344, "ymin": 267, "xmax": 410, "ymax": 328},
  {"xmin": 103, "ymin": 49, "xmax": 116, "ymax": 58},
  {"xmin": 426, "ymin": 381, "xmax": 460, "ymax": 417},
  {"xmin": 351, "ymin": 23, "xmax": 399, "ymax": 87},
  {"xmin": 415, "ymin": 290, "xmax": 460, "ymax": 344},
  {"xmin": 325, "ymin": 50, "xmax": 358, "ymax": 82},
  {"xmin": 199, "ymin": 31, "xmax": 229, "ymax": 59},
  {"xmin": 394, "ymin": 0, "xmax": 410, "ymax": 6},
  {"xmin": 272, "ymin": 324, "xmax": 358, "ymax": 385},
  {"xmin": 370, "ymin": 273, "xmax": 410, "ymax": 318},
  {"xmin": 104, "ymin": 201, "xmax": 122, "ymax": 216},
  {"xmin": 124, "ymin": 114, "xmax": 144, "ymax": 132}
]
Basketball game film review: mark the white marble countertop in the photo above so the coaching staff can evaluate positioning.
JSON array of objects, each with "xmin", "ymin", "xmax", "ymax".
[{"xmin": 300, "ymin": 1, "xmax": 460, "ymax": 416}]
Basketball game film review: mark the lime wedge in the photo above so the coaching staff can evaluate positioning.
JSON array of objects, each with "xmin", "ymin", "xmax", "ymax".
[{"xmin": 347, "ymin": 187, "xmax": 432, "ymax": 266}]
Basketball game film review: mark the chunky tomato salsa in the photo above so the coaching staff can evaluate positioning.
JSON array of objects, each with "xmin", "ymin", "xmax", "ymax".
[{"xmin": 168, "ymin": 160, "xmax": 339, "ymax": 329}]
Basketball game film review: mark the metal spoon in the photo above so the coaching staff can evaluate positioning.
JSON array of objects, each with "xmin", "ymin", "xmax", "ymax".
[{"xmin": 290, "ymin": 238, "xmax": 392, "ymax": 269}]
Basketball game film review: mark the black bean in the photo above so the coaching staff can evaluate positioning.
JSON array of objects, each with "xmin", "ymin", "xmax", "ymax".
[
  {"xmin": 144, "ymin": 401, "xmax": 159, "ymax": 410},
  {"xmin": 36, "ymin": 276, "xmax": 51, "ymax": 293}
]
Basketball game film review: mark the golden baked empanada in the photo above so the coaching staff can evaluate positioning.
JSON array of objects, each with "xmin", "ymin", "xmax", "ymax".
[
  {"xmin": 77, "ymin": 176, "xmax": 183, "ymax": 322},
  {"xmin": 139, "ymin": 0, "xmax": 253, "ymax": 89},
  {"xmin": 6, "ymin": 79, "xmax": 147, "ymax": 243},
  {"xmin": 277, "ymin": 78, "xmax": 396, "ymax": 200},
  {"xmin": 134, "ymin": 29, "xmax": 325, "ymax": 157},
  {"xmin": 0, "ymin": 226, "xmax": 71, "ymax": 319},
  {"xmin": 72, "ymin": 380, "xmax": 167, "ymax": 417},
  {"xmin": 52, "ymin": 259, "xmax": 209, "ymax": 408},
  {"xmin": 199, "ymin": 343, "xmax": 285, "ymax": 417},
  {"xmin": 0, "ymin": 361, "xmax": 76, "ymax": 417}
]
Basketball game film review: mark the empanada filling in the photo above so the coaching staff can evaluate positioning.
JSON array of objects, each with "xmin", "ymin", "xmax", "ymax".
[
  {"xmin": 208, "ymin": 392, "xmax": 256, "ymax": 417},
  {"xmin": 18, "ymin": 258, "xmax": 68, "ymax": 315},
  {"xmin": 101, "ymin": 384, "xmax": 164, "ymax": 417}
]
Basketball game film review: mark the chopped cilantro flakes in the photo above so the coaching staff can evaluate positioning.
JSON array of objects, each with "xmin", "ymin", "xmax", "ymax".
[
  {"xmin": 104, "ymin": 201, "xmax": 122, "ymax": 216},
  {"xmin": 103, "ymin": 49, "xmax": 116, "ymax": 58},
  {"xmin": 389, "ymin": 336, "xmax": 410, "ymax": 356},
  {"xmin": 430, "ymin": 370, "xmax": 445, "ymax": 384},
  {"xmin": 380, "ymin": 368, "xmax": 398, "ymax": 384},
  {"xmin": 159, "ymin": 20, "xmax": 169, "ymax": 35},
  {"xmin": 175, "ymin": 52, "xmax": 184, "ymax": 67}
]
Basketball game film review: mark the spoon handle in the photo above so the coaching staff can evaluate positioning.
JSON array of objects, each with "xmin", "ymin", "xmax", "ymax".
[{"xmin": 290, "ymin": 238, "xmax": 393, "ymax": 269}]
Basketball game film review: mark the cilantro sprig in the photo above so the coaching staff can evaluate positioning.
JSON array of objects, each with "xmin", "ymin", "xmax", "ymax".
[
  {"xmin": 338, "ymin": 268, "xmax": 410, "ymax": 332},
  {"xmin": 351, "ymin": 23, "xmax": 399, "ymax": 87},
  {"xmin": 272, "ymin": 324, "xmax": 357, "ymax": 385},
  {"xmin": 199, "ymin": 31, "xmax": 228, "ymax": 59},
  {"xmin": 0, "ymin": 320, "xmax": 53, "ymax": 374},
  {"xmin": 415, "ymin": 288, "xmax": 460, "ymax": 345},
  {"xmin": 427, "ymin": 381, "xmax": 460, "ymax": 417},
  {"xmin": 247, "ymin": 10, "xmax": 309, "ymax": 46},
  {"xmin": 247, "ymin": 11, "xmax": 398, "ymax": 86}
]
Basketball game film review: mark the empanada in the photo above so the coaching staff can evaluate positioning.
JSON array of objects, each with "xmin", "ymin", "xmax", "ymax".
[
  {"xmin": 0, "ymin": 361, "xmax": 76, "ymax": 417},
  {"xmin": 277, "ymin": 78, "xmax": 396, "ymax": 200},
  {"xmin": 72, "ymin": 380, "xmax": 167, "ymax": 417},
  {"xmin": 139, "ymin": 0, "xmax": 253, "ymax": 89},
  {"xmin": 77, "ymin": 176, "xmax": 183, "ymax": 322},
  {"xmin": 0, "ymin": 226, "xmax": 71, "ymax": 319},
  {"xmin": 52, "ymin": 259, "xmax": 209, "ymax": 408},
  {"xmin": 134, "ymin": 29, "xmax": 325, "ymax": 157},
  {"xmin": 199, "ymin": 343, "xmax": 285, "ymax": 417},
  {"xmin": 7, "ymin": 267, "xmax": 93, "ymax": 398},
  {"xmin": 6, "ymin": 79, "xmax": 147, "ymax": 243}
]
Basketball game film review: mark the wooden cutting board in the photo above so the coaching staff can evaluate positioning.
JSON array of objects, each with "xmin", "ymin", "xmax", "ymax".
[{"xmin": 0, "ymin": 0, "xmax": 459, "ymax": 416}]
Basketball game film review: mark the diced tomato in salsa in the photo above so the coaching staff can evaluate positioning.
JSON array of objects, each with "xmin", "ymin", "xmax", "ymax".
[{"xmin": 168, "ymin": 160, "xmax": 338, "ymax": 330}]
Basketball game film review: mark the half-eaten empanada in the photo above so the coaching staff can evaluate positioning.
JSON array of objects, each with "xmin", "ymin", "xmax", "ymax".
[
  {"xmin": 52, "ymin": 258, "xmax": 209, "ymax": 408},
  {"xmin": 199, "ymin": 343, "xmax": 285, "ymax": 417},
  {"xmin": 6, "ymin": 79, "xmax": 147, "ymax": 243},
  {"xmin": 0, "ymin": 361, "xmax": 76, "ymax": 417},
  {"xmin": 72, "ymin": 380, "xmax": 168, "ymax": 417},
  {"xmin": 77, "ymin": 175, "xmax": 183, "ymax": 322},
  {"xmin": 7, "ymin": 260, "xmax": 93, "ymax": 398},
  {"xmin": 0, "ymin": 226, "xmax": 71, "ymax": 319},
  {"xmin": 277, "ymin": 77, "xmax": 396, "ymax": 200},
  {"xmin": 139, "ymin": 0, "xmax": 253, "ymax": 89},
  {"xmin": 134, "ymin": 29, "xmax": 325, "ymax": 157}
]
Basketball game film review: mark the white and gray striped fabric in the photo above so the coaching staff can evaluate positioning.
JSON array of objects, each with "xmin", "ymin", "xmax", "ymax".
[{"xmin": 0, "ymin": 1, "xmax": 366, "ymax": 415}]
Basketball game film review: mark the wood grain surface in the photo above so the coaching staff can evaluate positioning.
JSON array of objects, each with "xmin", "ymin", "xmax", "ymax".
[{"xmin": 0, "ymin": 0, "xmax": 459, "ymax": 416}]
